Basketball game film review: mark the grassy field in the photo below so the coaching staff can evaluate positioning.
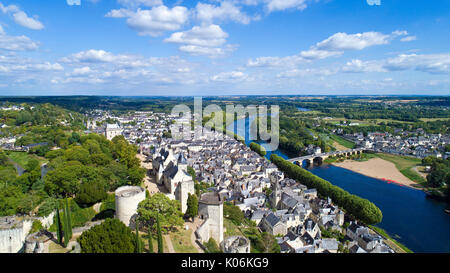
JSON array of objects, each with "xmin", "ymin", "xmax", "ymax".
[
  {"xmin": 142, "ymin": 233, "xmax": 169, "ymax": 253},
  {"xmin": 329, "ymin": 134, "xmax": 356, "ymax": 149},
  {"xmin": 48, "ymin": 241, "xmax": 69, "ymax": 253},
  {"xmin": 224, "ymin": 218, "xmax": 244, "ymax": 237},
  {"xmin": 169, "ymin": 229, "xmax": 198, "ymax": 253},
  {"xmin": 373, "ymin": 153, "xmax": 426, "ymax": 185},
  {"xmin": 419, "ymin": 118, "xmax": 450, "ymax": 122},
  {"xmin": 7, "ymin": 151, "xmax": 47, "ymax": 168}
]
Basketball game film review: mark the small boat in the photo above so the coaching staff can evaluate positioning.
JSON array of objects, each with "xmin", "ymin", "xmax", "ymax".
[{"xmin": 445, "ymin": 209, "xmax": 450, "ymax": 215}]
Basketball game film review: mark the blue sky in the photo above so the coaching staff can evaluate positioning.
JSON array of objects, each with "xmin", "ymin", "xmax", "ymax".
[{"xmin": 0, "ymin": 0, "xmax": 449, "ymax": 96}]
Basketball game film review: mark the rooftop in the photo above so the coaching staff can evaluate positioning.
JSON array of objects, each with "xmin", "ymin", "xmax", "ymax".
[{"xmin": 199, "ymin": 192, "xmax": 224, "ymax": 205}]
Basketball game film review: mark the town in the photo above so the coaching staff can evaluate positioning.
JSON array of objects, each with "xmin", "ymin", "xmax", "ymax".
[{"xmin": 87, "ymin": 109, "xmax": 397, "ymax": 253}]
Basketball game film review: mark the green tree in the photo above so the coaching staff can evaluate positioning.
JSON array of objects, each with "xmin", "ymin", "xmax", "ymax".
[
  {"xmin": 185, "ymin": 193, "xmax": 198, "ymax": 222},
  {"xmin": 135, "ymin": 219, "xmax": 142, "ymax": 253},
  {"xmin": 224, "ymin": 202, "xmax": 245, "ymax": 226},
  {"xmin": 148, "ymin": 225, "xmax": 154, "ymax": 253},
  {"xmin": 55, "ymin": 205, "xmax": 63, "ymax": 244},
  {"xmin": 156, "ymin": 215, "xmax": 163, "ymax": 253},
  {"xmin": 78, "ymin": 218, "xmax": 137, "ymax": 253},
  {"xmin": 137, "ymin": 193, "xmax": 184, "ymax": 233},
  {"xmin": 75, "ymin": 180, "xmax": 107, "ymax": 206}
]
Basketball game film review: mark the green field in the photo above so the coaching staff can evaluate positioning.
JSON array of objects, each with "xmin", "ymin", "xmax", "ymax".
[
  {"xmin": 329, "ymin": 135, "xmax": 356, "ymax": 149},
  {"xmin": 170, "ymin": 229, "xmax": 198, "ymax": 253},
  {"xmin": 374, "ymin": 153, "xmax": 426, "ymax": 185}
]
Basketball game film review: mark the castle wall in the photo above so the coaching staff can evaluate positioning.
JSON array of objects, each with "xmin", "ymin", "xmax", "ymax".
[
  {"xmin": 195, "ymin": 219, "xmax": 210, "ymax": 243},
  {"xmin": 0, "ymin": 228, "xmax": 25, "ymax": 253}
]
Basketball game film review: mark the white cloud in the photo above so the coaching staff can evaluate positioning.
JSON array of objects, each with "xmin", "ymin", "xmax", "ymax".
[
  {"xmin": 211, "ymin": 71, "xmax": 247, "ymax": 82},
  {"xmin": 341, "ymin": 54, "xmax": 450, "ymax": 74},
  {"xmin": 106, "ymin": 5, "xmax": 189, "ymax": 37},
  {"xmin": 248, "ymin": 30, "xmax": 411, "ymax": 67},
  {"xmin": 105, "ymin": 8, "xmax": 135, "ymax": 18},
  {"xmin": 165, "ymin": 24, "xmax": 236, "ymax": 57},
  {"xmin": 67, "ymin": 0, "xmax": 81, "ymax": 6},
  {"xmin": 0, "ymin": 30, "xmax": 39, "ymax": 51},
  {"xmin": 400, "ymin": 36, "xmax": 417, "ymax": 42},
  {"xmin": 341, "ymin": 59, "xmax": 386, "ymax": 73},
  {"xmin": 314, "ymin": 32, "xmax": 392, "ymax": 51},
  {"xmin": 117, "ymin": 0, "xmax": 162, "ymax": 8},
  {"xmin": 165, "ymin": 24, "xmax": 228, "ymax": 47},
  {"xmin": 195, "ymin": 1, "xmax": 253, "ymax": 24},
  {"xmin": 384, "ymin": 53, "xmax": 450, "ymax": 74},
  {"xmin": 299, "ymin": 48, "xmax": 342, "ymax": 60},
  {"xmin": 266, "ymin": 0, "xmax": 308, "ymax": 12},
  {"xmin": 0, "ymin": 2, "xmax": 44, "ymax": 30},
  {"xmin": 67, "ymin": 66, "xmax": 95, "ymax": 76},
  {"xmin": 247, "ymin": 55, "xmax": 302, "ymax": 67}
]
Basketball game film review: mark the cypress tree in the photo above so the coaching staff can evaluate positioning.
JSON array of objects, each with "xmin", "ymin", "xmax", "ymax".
[
  {"xmin": 135, "ymin": 219, "xmax": 142, "ymax": 253},
  {"xmin": 55, "ymin": 205, "xmax": 62, "ymax": 244},
  {"xmin": 62, "ymin": 200, "xmax": 69, "ymax": 247},
  {"xmin": 156, "ymin": 215, "xmax": 163, "ymax": 253},
  {"xmin": 148, "ymin": 226, "xmax": 153, "ymax": 253},
  {"xmin": 65, "ymin": 199, "xmax": 72, "ymax": 239}
]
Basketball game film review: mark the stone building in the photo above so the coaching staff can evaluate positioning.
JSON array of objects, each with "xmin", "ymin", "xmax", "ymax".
[
  {"xmin": 105, "ymin": 124, "xmax": 123, "ymax": 140},
  {"xmin": 196, "ymin": 192, "xmax": 224, "ymax": 245}
]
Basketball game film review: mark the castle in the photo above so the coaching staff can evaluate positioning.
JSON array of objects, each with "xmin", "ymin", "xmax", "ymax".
[{"xmin": 152, "ymin": 147, "xmax": 195, "ymax": 214}]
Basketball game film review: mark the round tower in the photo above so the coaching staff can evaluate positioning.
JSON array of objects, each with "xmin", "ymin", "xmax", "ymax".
[{"xmin": 115, "ymin": 186, "xmax": 146, "ymax": 227}]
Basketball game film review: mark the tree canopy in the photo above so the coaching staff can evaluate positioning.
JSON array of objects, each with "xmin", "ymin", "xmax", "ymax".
[
  {"xmin": 137, "ymin": 193, "xmax": 184, "ymax": 233},
  {"xmin": 77, "ymin": 218, "xmax": 137, "ymax": 253}
]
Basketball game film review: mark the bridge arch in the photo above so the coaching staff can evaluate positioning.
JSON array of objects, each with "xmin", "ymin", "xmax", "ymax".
[{"xmin": 313, "ymin": 157, "xmax": 323, "ymax": 165}]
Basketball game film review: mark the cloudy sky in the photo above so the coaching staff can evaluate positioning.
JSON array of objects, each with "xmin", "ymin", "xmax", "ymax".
[{"xmin": 0, "ymin": 0, "xmax": 449, "ymax": 96}]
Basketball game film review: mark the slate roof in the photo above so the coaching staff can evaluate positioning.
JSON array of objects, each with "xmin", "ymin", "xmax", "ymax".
[{"xmin": 264, "ymin": 213, "xmax": 281, "ymax": 228}]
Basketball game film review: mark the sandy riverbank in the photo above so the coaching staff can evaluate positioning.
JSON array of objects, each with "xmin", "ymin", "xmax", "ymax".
[{"xmin": 332, "ymin": 158, "xmax": 420, "ymax": 188}]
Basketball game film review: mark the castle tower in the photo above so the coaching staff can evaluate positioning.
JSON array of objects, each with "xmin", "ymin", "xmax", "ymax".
[
  {"xmin": 198, "ymin": 192, "xmax": 224, "ymax": 244},
  {"xmin": 270, "ymin": 180, "xmax": 281, "ymax": 209},
  {"xmin": 115, "ymin": 186, "xmax": 146, "ymax": 227}
]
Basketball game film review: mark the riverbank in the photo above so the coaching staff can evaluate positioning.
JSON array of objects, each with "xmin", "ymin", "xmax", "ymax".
[{"xmin": 332, "ymin": 158, "xmax": 421, "ymax": 189}]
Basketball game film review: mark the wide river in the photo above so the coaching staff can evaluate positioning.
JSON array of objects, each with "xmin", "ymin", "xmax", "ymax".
[{"xmin": 227, "ymin": 114, "xmax": 450, "ymax": 253}]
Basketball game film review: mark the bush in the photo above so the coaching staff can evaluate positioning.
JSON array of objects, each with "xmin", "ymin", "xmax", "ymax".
[
  {"xmin": 29, "ymin": 220, "xmax": 43, "ymax": 234},
  {"xmin": 204, "ymin": 238, "xmax": 221, "ymax": 253},
  {"xmin": 270, "ymin": 154, "xmax": 383, "ymax": 225},
  {"xmin": 78, "ymin": 218, "xmax": 137, "ymax": 253}
]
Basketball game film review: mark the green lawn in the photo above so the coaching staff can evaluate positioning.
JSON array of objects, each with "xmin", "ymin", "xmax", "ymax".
[
  {"xmin": 169, "ymin": 229, "xmax": 198, "ymax": 253},
  {"xmin": 374, "ymin": 153, "xmax": 426, "ymax": 184}
]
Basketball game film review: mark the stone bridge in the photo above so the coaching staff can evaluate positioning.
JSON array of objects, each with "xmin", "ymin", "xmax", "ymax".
[{"xmin": 287, "ymin": 148, "xmax": 366, "ymax": 166}]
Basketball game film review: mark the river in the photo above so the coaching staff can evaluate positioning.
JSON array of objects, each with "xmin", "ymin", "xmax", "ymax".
[{"xmin": 227, "ymin": 114, "xmax": 450, "ymax": 253}]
